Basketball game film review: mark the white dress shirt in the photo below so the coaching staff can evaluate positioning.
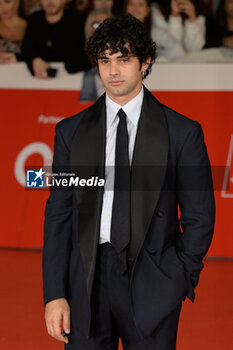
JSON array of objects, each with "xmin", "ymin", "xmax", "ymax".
[{"xmin": 99, "ymin": 87, "xmax": 144, "ymax": 244}]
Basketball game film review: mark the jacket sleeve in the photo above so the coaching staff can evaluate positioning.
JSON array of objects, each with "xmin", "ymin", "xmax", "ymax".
[
  {"xmin": 176, "ymin": 122, "xmax": 215, "ymax": 302},
  {"xmin": 42, "ymin": 121, "xmax": 73, "ymax": 305}
]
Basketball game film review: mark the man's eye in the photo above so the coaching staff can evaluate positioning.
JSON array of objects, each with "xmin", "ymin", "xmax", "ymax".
[
  {"xmin": 120, "ymin": 58, "xmax": 129, "ymax": 63},
  {"xmin": 100, "ymin": 60, "xmax": 109, "ymax": 65}
]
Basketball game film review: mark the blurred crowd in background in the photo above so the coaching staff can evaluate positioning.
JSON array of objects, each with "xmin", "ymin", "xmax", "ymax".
[{"xmin": 0, "ymin": 0, "xmax": 232, "ymax": 80}]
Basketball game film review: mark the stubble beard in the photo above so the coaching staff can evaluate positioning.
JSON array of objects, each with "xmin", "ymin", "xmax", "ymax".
[{"xmin": 106, "ymin": 80, "xmax": 134, "ymax": 98}]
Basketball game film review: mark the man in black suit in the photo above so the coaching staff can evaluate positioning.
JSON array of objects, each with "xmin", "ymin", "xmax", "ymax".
[{"xmin": 43, "ymin": 14, "xmax": 215, "ymax": 350}]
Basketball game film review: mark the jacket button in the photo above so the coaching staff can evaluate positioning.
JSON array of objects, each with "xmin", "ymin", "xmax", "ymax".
[
  {"xmin": 157, "ymin": 210, "xmax": 164, "ymax": 217},
  {"xmin": 148, "ymin": 249, "xmax": 157, "ymax": 254}
]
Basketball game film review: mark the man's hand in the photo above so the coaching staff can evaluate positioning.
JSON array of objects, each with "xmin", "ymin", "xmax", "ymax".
[
  {"xmin": 0, "ymin": 52, "xmax": 17, "ymax": 64},
  {"xmin": 45, "ymin": 298, "xmax": 70, "ymax": 344},
  {"xmin": 32, "ymin": 57, "xmax": 49, "ymax": 79}
]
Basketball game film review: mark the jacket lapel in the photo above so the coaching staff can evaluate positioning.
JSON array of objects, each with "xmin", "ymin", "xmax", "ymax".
[
  {"xmin": 129, "ymin": 87, "xmax": 169, "ymax": 278},
  {"xmin": 70, "ymin": 94, "xmax": 106, "ymax": 300}
]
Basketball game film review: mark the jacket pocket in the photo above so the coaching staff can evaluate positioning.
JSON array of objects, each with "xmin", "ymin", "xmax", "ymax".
[{"xmin": 145, "ymin": 244, "xmax": 185, "ymax": 280}]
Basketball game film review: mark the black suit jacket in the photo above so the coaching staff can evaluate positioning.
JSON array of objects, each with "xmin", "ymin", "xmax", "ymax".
[{"xmin": 43, "ymin": 87, "xmax": 215, "ymax": 339}]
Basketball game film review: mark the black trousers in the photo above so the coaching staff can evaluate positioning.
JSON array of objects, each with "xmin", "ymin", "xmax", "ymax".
[{"xmin": 65, "ymin": 243, "xmax": 182, "ymax": 350}]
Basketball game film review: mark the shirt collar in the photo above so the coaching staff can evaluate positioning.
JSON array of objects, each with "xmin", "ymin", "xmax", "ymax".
[{"xmin": 106, "ymin": 86, "xmax": 144, "ymax": 128}]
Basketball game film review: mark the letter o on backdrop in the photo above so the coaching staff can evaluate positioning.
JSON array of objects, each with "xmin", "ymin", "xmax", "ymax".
[{"xmin": 14, "ymin": 142, "xmax": 53, "ymax": 187}]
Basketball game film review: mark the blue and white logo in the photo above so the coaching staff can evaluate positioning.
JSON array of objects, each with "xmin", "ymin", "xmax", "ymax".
[{"xmin": 26, "ymin": 168, "xmax": 45, "ymax": 188}]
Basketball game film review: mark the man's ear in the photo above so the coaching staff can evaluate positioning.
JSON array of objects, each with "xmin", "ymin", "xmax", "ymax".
[{"xmin": 141, "ymin": 56, "xmax": 151, "ymax": 74}]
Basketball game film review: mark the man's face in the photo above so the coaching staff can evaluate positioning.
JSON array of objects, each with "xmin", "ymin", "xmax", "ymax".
[
  {"xmin": 40, "ymin": 0, "xmax": 65, "ymax": 15},
  {"xmin": 98, "ymin": 48, "xmax": 149, "ymax": 104},
  {"xmin": 94, "ymin": 0, "xmax": 113, "ymax": 12}
]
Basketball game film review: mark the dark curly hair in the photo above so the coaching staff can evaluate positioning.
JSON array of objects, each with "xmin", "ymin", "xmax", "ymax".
[{"xmin": 86, "ymin": 14, "xmax": 156, "ymax": 79}]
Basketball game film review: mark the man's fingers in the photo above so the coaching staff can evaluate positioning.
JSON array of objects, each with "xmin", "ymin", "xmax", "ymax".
[
  {"xmin": 47, "ymin": 318, "xmax": 69, "ymax": 343},
  {"xmin": 62, "ymin": 310, "xmax": 71, "ymax": 334},
  {"xmin": 53, "ymin": 322, "xmax": 69, "ymax": 343},
  {"xmin": 45, "ymin": 316, "xmax": 57, "ymax": 337},
  {"xmin": 45, "ymin": 321, "xmax": 51, "ymax": 335}
]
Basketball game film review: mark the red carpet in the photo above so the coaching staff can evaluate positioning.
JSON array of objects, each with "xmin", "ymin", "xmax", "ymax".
[{"xmin": 0, "ymin": 249, "xmax": 232, "ymax": 349}]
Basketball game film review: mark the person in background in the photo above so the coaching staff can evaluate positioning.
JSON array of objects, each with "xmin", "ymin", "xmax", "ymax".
[
  {"xmin": 80, "ymin": 9, "xmax": 111, "ymax": 101},
  {"xmin": 93, "ymin": 0, "xmax": 113, "ymax": 12},
  {"xmin": 0, "ymin": 0, "xmax": 26, "ymax": 64},
  {"xmin": 151, "ymin": 0, "xmax": 207, "ymax": 59},
  {"xmin": 125, "ymin": 0, "xmax": 152, "ymax": 33},
  {"xmin": 21, "ymin": 0, "xmax": 41, "ymax": 16},
  {"xmin": 216, "ymin": 0, "xmax": 233, "ymax": 47},
  {"xmin": 85, "ymin": 8, "xmax": 111, "ymax": 39},
  {"xmin": 21, "ymin": 0, "xmax": 89, "ymax": 78},
  {"xmin": 68, "ymin": 0, "xmax": 89, "ymax": 19}
]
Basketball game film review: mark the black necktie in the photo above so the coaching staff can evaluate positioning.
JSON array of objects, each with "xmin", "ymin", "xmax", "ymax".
[{"xmin": 110, "ymin": 109, "xmax": 131, "ymax": 274}]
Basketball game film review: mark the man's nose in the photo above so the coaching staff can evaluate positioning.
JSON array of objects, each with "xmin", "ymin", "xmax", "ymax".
[{"xmin": 109, "ymin": 62, "xmax": 120, "ymax": 76}]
